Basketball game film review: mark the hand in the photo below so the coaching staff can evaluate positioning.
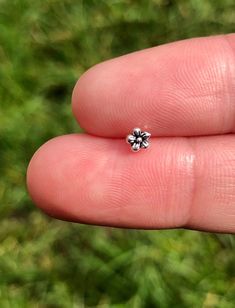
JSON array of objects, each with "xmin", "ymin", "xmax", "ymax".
[{"xmin": 27, "ymin": 34, "xmax": 235, "ymax": 233}]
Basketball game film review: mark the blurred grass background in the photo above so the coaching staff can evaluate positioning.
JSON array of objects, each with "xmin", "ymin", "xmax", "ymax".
[{"xmin": 0, "ymin": 0, "xmax": 235, "ymax": 307}]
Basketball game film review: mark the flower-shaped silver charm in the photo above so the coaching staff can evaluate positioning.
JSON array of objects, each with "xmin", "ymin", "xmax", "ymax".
[{"xmin": 126, "ymin": 128, "xmax": 151, "ymax": 152}]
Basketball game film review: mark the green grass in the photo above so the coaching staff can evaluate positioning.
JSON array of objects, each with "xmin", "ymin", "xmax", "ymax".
[{"xmin": 1, "ymin": 0, "xmax": 235, "ymax": 307}]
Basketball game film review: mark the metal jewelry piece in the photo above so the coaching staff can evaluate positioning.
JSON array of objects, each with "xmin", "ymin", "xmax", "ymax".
[{"xmin": 126, "ymin": 128, "xmax": 151, "ymax": 152}]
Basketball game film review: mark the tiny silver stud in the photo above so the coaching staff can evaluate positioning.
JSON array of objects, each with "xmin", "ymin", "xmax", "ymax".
[{"xmin": 126, "ymin": 128, "xmax": 151, "ymax": 152}]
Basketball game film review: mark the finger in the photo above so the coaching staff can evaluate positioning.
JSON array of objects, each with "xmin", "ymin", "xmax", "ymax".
[
  {"xmin": 72, "ymin": 34, "xmax": 235, "ymax": 137},
  {"xmin": 27, "ymin": 134, "xmax": 235, "ymax": 233}
]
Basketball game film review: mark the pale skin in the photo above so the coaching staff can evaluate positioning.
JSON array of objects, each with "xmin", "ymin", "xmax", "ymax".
[{"xmin": 27, "ymin": 34, "xmax": 235, "ymax": 233}]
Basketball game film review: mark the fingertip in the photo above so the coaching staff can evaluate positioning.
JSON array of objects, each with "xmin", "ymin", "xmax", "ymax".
[
  {"xmin": 72, "ymin": 61, "xmax": 116, "ymax": 136},
  {"xmin": 27, "ymin": 134, "xmax": 116, "ymax": 222},
  {"xmin": 27, "ymin": 135, "xmax": 81, "ymax": 220},
  {"xmin": 27, "ymin": 136, "xmax": 62, "ymax": 217}
]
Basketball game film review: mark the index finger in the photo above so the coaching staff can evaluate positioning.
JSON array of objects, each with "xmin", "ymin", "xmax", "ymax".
[{"xmin": 72, "ymin": 34, "xmax": 235, "ymax": 137}]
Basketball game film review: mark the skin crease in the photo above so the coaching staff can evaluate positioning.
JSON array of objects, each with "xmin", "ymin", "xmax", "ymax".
[{"xmin": 27, "ymin": 34, "xmax": 235, "ymax": 233}]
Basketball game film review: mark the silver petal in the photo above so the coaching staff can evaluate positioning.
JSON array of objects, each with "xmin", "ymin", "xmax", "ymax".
[
  {"xmin": 140, "ymin": 140, "xmax": 149, "ymax": 149},
  {"xmin": 131, "ymin": 142, "xmax": 141, "ymax": 152},
  {"xmin": 126, "ymin": 134, "xmax": 136, "ymax": 144},
  {"xmin": 133, "ymin": 127, "xmax": 141, "ymax": 137},
  {"xmin": 141, "ymin": 131, "xmax": 151, "ymax": 140}
]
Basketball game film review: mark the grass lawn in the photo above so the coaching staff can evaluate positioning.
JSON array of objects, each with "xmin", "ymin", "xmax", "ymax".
[{"xmin": 0, "ymin": 0, "xmax": 235, "ymax": 307}]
